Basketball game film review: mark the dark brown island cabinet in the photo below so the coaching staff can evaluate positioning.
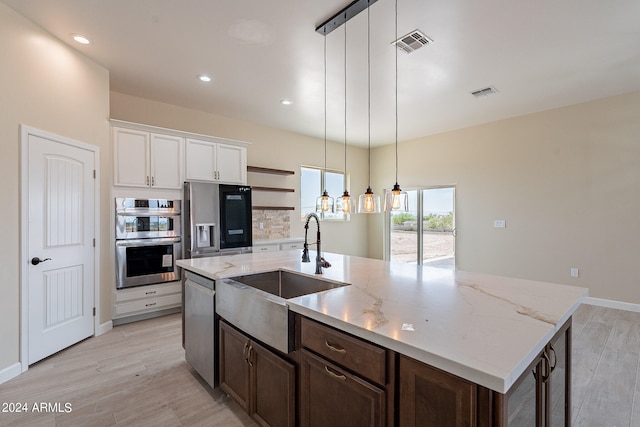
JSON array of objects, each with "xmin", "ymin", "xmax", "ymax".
[
  {"xmin": 218, "ymin": 315, "xmax": 572, "ymax": 427},
  {"xmin": 219, "ymin": 320, "xmax": 296, "ymax": 427}
]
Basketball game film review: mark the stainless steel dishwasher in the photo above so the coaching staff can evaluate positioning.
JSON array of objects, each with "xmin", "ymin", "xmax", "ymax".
[{"xmin": 184, "ymin": 271, "xmax": 216, "ymax": 388}]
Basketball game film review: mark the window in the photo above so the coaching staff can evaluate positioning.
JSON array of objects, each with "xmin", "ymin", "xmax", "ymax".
[
  {"xmin": 300, "ymin": 166, "xmax": 349, "ymax": 221},
  {"xmin": 387, "ymin": 187, "xmax": 455, "ymax": 269}
]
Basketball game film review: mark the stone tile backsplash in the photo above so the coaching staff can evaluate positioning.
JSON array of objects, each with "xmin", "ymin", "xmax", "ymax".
[{"xmin": 252, "ymin": 210, "xmax": 291, "ymax": 240}]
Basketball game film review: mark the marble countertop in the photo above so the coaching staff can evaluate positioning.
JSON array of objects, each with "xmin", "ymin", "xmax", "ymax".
[
  {"xmin": 253, "ymin": 237, "xmax": 304, "ymax": 245},
  {"xmin": 177, "ymin": 250, "xmax": 587, "ymax": 393}
]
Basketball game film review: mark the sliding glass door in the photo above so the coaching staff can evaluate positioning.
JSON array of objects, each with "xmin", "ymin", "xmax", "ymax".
[{"xmin": 388, "ymin": 187, "xmax": 455, "ymax": 269}]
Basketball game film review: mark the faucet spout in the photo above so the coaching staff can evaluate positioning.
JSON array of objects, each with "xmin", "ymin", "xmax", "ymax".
[{"xmin": 302, "ymin": 213, "xmax": 330, "ymax": 274}]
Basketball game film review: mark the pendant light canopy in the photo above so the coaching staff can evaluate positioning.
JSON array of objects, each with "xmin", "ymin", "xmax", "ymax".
[
  {"xmin": 384, "ymin": 0, "xmax": 408, "ymax": 212},
  {"xmin": 358, "ymin": 2, "xmax": 381, "ymax": 214},
  {"xmin": 316, "ymin": 30, "xmax": 335, "ymax": 214},
  {"xmin": 337, "ymin": 19, "xmax": 354, "ymax": 215}
]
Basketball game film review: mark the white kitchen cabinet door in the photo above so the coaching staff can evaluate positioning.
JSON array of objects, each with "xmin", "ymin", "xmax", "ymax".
[
  {"xmin": 150, "ymin": 133, "xmax": 183, "ymax": 189},
  {"xmin": 113, "ymin": 127, "xmax": 150, "ymax": 187},
  {"xmin": 185, "ymin": 138, "xmax": 217, "ymax": 181},
  {"xmin": 217, "ymin": 143, "xmax": 247, "ymax": 184},
  {"xmin": 185, "ymin": 139, "xmax": 247, "ymax": 184}
]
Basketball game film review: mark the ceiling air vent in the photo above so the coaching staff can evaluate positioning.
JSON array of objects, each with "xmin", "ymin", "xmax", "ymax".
[
  {"xmin": 470, "ymin": 86, "xmax": 499, "ymax": 98},
  {"xmin": 392, "ymin": 30, "xmax": 433, "ymax": 53}
]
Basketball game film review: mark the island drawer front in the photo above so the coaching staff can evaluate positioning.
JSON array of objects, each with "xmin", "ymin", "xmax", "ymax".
[{"xmin": 301, "ymin": 317, "xmax": 386, "ymax": 386}]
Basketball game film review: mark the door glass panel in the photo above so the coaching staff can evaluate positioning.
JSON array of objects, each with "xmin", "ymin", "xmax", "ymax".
[
  {"xmin": 390, "ymin": 190, "xmax": 418, "ymax": 264},
  {"xmin": 422, "ymin": 187, "xmax": 455, "ymax": 269}
]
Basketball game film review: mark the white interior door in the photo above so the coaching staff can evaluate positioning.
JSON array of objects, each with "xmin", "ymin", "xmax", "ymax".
[{"xmin": 26, "ymin": 129, "xmax": 96, "ymax": 364}]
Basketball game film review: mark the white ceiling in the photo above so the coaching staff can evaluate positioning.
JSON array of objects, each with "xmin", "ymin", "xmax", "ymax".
[{"xmin": 4, "ymin": 0, "xmax": 640, "ymax": 146}]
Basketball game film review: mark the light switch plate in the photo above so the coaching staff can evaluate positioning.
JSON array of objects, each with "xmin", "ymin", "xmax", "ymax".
[
  {"xmin": 494, "ymin": 220, "xmax": 506, "ymax": 228},
  {"xmin": 570, "ymin": 268, "xmax": 579, "ymax": 278}
]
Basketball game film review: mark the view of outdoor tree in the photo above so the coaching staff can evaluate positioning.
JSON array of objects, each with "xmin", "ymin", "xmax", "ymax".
[{"xmin": 392, "ymin": 212, "xmax": 453, "ymax": 231}]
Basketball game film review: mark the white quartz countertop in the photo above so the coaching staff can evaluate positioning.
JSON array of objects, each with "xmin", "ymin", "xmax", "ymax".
[
  {"xmin": 253, "ymin": 238, "xmax": 304, "ymax": 245},
  {"xmin": 177, "ymin": 250, "xmax": 587, "ymax": 393}
]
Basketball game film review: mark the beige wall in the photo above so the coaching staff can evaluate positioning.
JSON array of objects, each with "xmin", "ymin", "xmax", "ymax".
[
  {"xmin": 371, "ymin": 91, "xmax": 640, "ymax": 304},
  {"xmin": 110, "ymin": 91, "xmax": 370, "ymax": 256},
  {"xmin": 0, "ymin": 3, "xmax": 110, "ymax": 374}
]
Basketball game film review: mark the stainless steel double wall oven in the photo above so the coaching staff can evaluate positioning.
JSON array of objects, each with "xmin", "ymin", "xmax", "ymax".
[{"xmin": 115, "ymin": 198, "xmax": 182, "ymax": 289}]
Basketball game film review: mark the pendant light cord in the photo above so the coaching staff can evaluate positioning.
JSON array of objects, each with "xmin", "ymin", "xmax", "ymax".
[
  {"xmin": 394, "ymin": 0, "xmax": 399, "ymax": 184},
  {"xmin": 323, "ymin": 28, "xmax": 328, "ymax": 193},
  {"xmin": 367, "ymin": 0, "xmax": 371, "ymax": 187},
  {"xmin": 344, "ymin": 17, "xmax": 348, "ymax": 183}
]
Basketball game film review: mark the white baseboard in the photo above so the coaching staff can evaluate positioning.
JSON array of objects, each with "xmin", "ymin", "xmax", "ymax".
[
  {"xmin": 96, "ymin": 320, "xmax": 113, "ymax": 336},
  {"xmin": 0, "ymin": 362, "xmax": 22, "ymax": 385},
  {"xmin": 584, "ymin": 297, "xmax": 640, "ymax": 313}
]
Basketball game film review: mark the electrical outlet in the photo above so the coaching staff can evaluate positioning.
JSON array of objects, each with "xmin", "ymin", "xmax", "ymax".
[
  {"xmin": 259, "ymin": 222, "xmax": 264, "ymax": 230},
  {"xmin": 493, "ymin": 220, "xmax": 506, "ymax": 228},
  {"xmin": 570, "ymin": 268, "xmax": 579, "ymax": 278}
]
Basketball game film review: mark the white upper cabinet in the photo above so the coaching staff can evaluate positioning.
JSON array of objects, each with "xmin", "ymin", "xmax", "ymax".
[
  {"xmin": 113, "ymin": 127, "xmax": 183, "ymax": 189},
  {"xmin": 185, "ymin": 138, "xmax": 247, "ymax": 185},
  {"xmin": 150, "ymin": 134, "xmax": 183, "ymax": 189}
]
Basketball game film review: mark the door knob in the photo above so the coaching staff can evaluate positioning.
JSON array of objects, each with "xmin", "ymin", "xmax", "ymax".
[{"xmin": 31, "ymin": 257, "xmax": 52, "ymax": 265}]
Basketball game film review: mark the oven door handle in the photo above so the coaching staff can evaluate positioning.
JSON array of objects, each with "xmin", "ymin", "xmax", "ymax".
[{"xmin": 115, "ymin": 237, "xmax": 181, "ymax": 247}]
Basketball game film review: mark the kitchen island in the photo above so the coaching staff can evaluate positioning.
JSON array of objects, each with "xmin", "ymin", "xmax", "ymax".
[{"xmin": 178, "ymin": 250, "xmax": 587, "ymax": 426}]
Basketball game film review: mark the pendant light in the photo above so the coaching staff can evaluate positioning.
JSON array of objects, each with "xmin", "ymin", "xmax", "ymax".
[
  {"xmin": 384, "ymin": 0, "xmax": 408, "ymax": 212},
  {"xmin": 358, "ymin": 1, "xmax": 381, "ymax": 214},
  {"xmin": 316, "ymin": 29, "xmax": 335, "ymax": 214},
  {"xmin": 338, "ymin": 18, "xmax": 354, "ymax": 214}
]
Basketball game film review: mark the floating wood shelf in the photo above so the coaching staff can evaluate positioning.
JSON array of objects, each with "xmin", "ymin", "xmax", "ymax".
[
  {"xmin": 247, "ymin": 166, "xmax": 295, "ymax": 175},
  {"xmin": 252, "ymin": 206, "xmax": 295, "ymax": 211},
  {"xmin": 252, "ymin": 186, "xmax": 295, "ymax": 193}
]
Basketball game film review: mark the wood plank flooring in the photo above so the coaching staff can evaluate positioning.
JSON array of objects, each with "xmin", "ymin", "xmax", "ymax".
[
  {"xmin": 0, "ymin": 303, "xmax": 638, "ymax": 426},
  {"xmin": 0, "ymin": 314, "xmax": 256, "ymax": 427}
]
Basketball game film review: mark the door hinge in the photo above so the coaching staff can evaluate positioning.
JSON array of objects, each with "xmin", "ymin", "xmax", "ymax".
[
  {"xmin": 93, "ymin": 307, "xmax": 96, "ymax": 317},
  {"xmin": 93, "ymin": 238, "xmax": 96, "ymax": 247},
  {"xmin": 93, "ymin": 169, "xmax": 97, "ymax": 179}
]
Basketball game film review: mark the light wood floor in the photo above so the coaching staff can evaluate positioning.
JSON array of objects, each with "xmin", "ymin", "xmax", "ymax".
[{"xmin": 0, "ymin": 303, "xmax": 637, "ymax": 426}]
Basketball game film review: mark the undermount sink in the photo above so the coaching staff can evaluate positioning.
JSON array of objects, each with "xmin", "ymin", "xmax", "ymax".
[
  {"xmin": 216, "ymin": 270, "xmax": 349, "ymax": 353},
  {"xmin": 229, "ymin": 270, "xmax": 348, "ymax": 299}
]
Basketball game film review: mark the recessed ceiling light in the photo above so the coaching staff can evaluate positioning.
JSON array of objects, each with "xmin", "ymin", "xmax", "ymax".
[
  {"xmin": 71, "ymin": 34, "xmax": 91, "ymax": 45},
  {"xmin": 198, "ymin": 74, "xmax": 212, "ymax": 82},
  {"xmin": 280, "ymin": 99, "xmax": 293, "ymax": 105}
]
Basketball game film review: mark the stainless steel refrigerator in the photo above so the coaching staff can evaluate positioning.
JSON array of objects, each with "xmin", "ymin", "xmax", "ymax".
[{"xmin": 183, "ymin": 182, "xmax": 252, "ymax": 258}]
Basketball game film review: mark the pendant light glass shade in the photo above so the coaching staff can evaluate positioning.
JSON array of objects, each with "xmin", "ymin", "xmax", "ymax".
[
  {"xmin": 316, "ymin": 190, "xmax": 335, "ymax": 213},
  {"xmin": 358, "ymin": 187, "xmax": 381, "ymax": 213},
  {"xmin": 384, "ymin": 182, "xmax": 408, "ymax": 211},
  {"xmin": 337, "ymin": 190, "xmax": 354, "ymax": 214}
]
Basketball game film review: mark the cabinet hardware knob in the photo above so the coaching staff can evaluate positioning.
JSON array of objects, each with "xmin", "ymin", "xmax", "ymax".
[
  {"xmin": 325, "ymin": 340, "xmax": 347, "ymax": 354},
  {"xmin": 324, "ymin": 366, "xmax": 346, "ymax": 381}
]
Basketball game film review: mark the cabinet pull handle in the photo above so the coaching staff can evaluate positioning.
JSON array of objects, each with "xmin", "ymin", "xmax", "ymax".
[
  {"xmin": 145, "ymin": 302, "xmax": 157, "ymax": 307},
  {"xmin": 146, "ymin": 176, "xmax": 150, "ymax": 185},
  {"xmin": 325, "ymin": 340, "xmax": 347, "ymax": 354},
  {"xmin": 247, "ymin": 345, "xmax": 254, "ymax": 367},
  {"xmin": 548, "ymin": 345, "xmax": 557, "ymax": 373},
  {"xmin": 324, "ymin": 366, "xmax": 346, "ymax": 381},
  {"xmin": 145, "ymin": 290, "xmax": 157, "ymax": 295},
  {"xmin": 541, "ymin": 349, "xmax": 552, "ymax": 383},
  {"xmin": 151, "ymin": 176, "xmax": 155, "ymax": 186},
  {"xmin": 243, "ymin": 342, "xmax": 249, "ymax": 362}
]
